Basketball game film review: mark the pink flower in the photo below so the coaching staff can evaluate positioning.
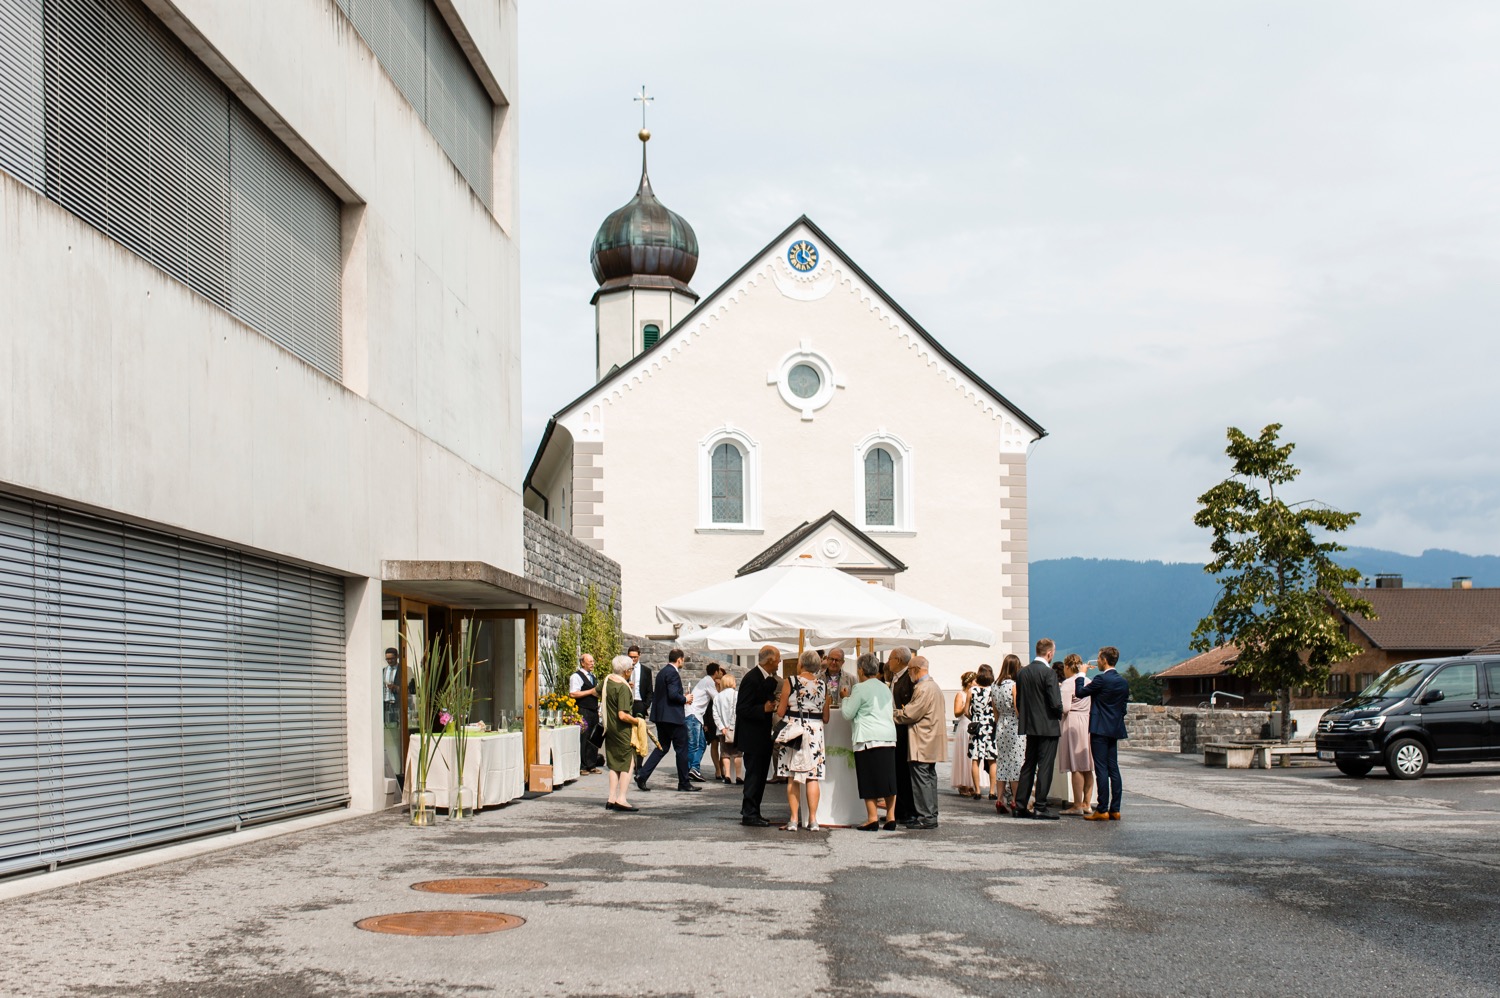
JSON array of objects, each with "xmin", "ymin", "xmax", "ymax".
[{"xmin": 438, "ymin": 711, "xmax": 453, "ymax": 725}]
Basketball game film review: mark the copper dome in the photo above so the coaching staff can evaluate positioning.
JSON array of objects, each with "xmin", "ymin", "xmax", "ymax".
[{"xmin": 589, "ymin": 145, "xmax": 698, "ymax": 293}]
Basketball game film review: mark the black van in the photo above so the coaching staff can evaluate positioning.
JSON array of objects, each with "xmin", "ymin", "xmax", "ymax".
[{"xmin": 1315, "ymin": 655, "xmax": 1500, "ymax": 779}]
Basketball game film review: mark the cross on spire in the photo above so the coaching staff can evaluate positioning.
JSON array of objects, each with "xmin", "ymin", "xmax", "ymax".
[{"xmin": 634, "ymin": 84, "xmax": 654, "ymax": 133}]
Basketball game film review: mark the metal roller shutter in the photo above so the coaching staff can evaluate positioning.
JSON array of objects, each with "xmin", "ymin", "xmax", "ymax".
[
  {"xmin": 0, "ymin": 0, "xmax": 341, "ymax": 379},
  {"xmin": 0, "ymin": 492, "xmax": 348, "ymax": 878}
]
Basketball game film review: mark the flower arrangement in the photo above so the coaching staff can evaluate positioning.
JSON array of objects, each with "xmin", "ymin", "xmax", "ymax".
[{"xmin": 538, "ymin": 691, "xmax": 583, "ymax": 726}]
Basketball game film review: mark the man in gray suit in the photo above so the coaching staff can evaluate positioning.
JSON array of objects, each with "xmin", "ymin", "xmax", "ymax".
[{"xmin": 1013, "ymin": 637, "xmax": 1063, "ymax": 820}]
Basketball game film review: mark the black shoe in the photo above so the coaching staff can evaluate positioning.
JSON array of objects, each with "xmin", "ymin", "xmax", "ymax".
[
  {"xmin": 901, "ymin": 819, "xmax": 922, "ymax": 829},
  {"xmin": 634, "ymin": 777, "xmax": 651, "ymax": 792},
  {"xmin": 1031, "ymin": 808, "xmax": 1060, "ymax": 821},
  {"xmin": 857, "ymin": 821, "xmax": 881, "ymax": 831},
  {"xmin": 676, "ymin": 784, "xmax": 701, "ymax": 792},
  {"xmin": 741, "ymin": 816, "xmax": 771, "ymax": 827},
  {"xmin": 1013, "ymin": 808, "xmax": 1034, "ymax": 819},
  {"xmin": 615, "ymin": 803, "xmax": 639, "ymax": 813},
  {"xmin": 687, "ymin": 773, "xmax": 705, "ymax": 783},
  {"xmin": 914, "ymin": 820, "xmax": 939, "ymax": 829},
  {"xmin": 882, "ymin": 820, "xmax": 898, "ymax": 830},
  {"xmin": 735, "ymin": 778, "xmax": 744, "ymax": 785},
  {"xmin": 605, "ymin": 801, "xmax": 618, "ymax": 810}
]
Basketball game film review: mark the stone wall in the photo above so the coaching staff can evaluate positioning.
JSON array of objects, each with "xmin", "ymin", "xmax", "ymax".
[
  {"xmin": 522, "ymin": 508, "xmax": 622, "ymax": 655},
  {"xmin": 1126, "ymin": 704, "xmax": 1271, "ymax": 753}
]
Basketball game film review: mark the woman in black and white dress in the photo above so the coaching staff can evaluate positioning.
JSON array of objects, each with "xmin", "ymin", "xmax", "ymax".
[
  {"xmin": 967, "ymin": 664, "xmax": 999, "ymax": 800},
  {"xmin": 993, "ymin": 654, "xmax": 1026, "ymax": 814},
  {"xmin": 775, "ymin": 649, "xmax": 830, "ymax": 831}
]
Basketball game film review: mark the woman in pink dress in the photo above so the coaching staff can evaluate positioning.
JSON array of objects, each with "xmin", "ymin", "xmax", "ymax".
[
  {"xmin": 950, "ymin": 671, "xmax": 978, "ymax": 797},
  {"xmin": 1058, "ymin": 653, "xmax": 1096, "ymax": 816}
]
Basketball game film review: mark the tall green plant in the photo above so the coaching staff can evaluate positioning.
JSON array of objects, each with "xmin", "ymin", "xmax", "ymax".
[
  {"xmin": 1190, "ymin": 424, "xmax": 1374, "ymax": 742},
  {"xmin": 551, "ymin": 615, "xmax": 580, "ymax": 695},
  {"xmin": 580, "ymin": 584, "xmax": 622, "ymax": 683}
]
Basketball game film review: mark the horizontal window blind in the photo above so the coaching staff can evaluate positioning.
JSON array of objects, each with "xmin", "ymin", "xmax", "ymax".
[
  {"xmin": 337, "ymin": 0, "xmax": 493, "ymax": 208},
  {"xmin": 0, "ymin": 0, "xmax": 342, "ymax": 379},
  {"xmin": 0, "ymin": 491, "xmax": 348, "ymax": 879}
]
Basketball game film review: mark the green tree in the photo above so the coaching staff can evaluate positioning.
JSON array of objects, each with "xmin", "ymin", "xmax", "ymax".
[
  {"xmin": 1122, "ymin": 665, "xmax": 1162, "ymax": 705},
  {"xmin": 546, "ymin": 584, "xmax": 622, "ymax": 695},
  {"xmin": 1190, "ymin": 424, "xmax": 1374, "ymax": 742}
]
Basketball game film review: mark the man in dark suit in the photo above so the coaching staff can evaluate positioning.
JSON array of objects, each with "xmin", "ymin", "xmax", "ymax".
[
  {"xmin": 887, "ymin": 646, "xmax": 916, "ymax": 823},
  {"xmin": 736, "ymin": 645, "xmax": 782, "ymax": 826},
  {"xmin": 1014, "ymin": 637, "xmax": 1063, "ymax": 820},
  {"xmin": 628, "ymin": 645, "xmax": 653, "ymax": 718},
  {"xmin": 1077, "ymin": 645, "xmax": 1130, "ymax": 820},
  {"xmin": 636, "ymin": 649, "xmax": 698, "ymax": 793}
]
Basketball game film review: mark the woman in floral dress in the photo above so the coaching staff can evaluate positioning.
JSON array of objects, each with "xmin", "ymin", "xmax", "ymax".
[
  {"xmin": 967, "ymin": 664, "xmax": 999, "ymax": 799},
  {"xmin": 993, "ymin": 654, "xmax": 1026, "ymax": 814},
  {"xmin": 775, "ymin": 648, "xmax": 830, "ymax": 830}
]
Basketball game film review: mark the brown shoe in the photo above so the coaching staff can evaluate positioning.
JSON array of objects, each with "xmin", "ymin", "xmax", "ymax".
[
  {"xmin": 1108, "ymin": 812, "xmax": 1121, "ymax": 820},
  {"xmin": 1084, "ymin": 811, "xmax": 1112, "ymax": 821}
]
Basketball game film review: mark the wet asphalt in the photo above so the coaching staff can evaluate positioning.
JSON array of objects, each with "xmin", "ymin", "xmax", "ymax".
[{"xmin": 4, "ymin": 750, "xmax": 1499, "ymax": 997}]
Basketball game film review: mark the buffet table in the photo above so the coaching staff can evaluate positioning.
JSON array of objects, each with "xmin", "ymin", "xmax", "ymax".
[
  {"xmin": 813, "ymin": 711, "xmax": 869, "ymax": 827},
  {"xmin": 402, "ymin": 731, "xmax": 524, "ymax": 810},
  {"xmin": 537, "ymin": 724, "xmax": 582, "ymax": 785}
]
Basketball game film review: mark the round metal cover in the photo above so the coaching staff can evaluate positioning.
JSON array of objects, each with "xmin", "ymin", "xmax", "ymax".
[
  {"xmin": 411, "ymin": 877, "xmax": 547, "ymax": 895},
  {"xmin": 355, "ymin": 911, "xmax": 524, "ymax": 936}
]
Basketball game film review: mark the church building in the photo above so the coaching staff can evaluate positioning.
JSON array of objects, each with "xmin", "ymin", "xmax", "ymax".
[{"xmin": 524, "ymin": 132, "xmax": 1045, "ymax": 691}]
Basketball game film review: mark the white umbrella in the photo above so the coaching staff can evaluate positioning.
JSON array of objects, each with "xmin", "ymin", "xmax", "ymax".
[
  {"xmin": 675, "ymin": 623, "xmax": 916, "ymax": 655},
  {"xmin": 656, "ymin": 559, "xmax": 995, "ymax": 647}
]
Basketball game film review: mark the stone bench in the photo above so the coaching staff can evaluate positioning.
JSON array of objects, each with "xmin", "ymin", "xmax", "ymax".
[
  {"xmin": 1203, "ymin": 744, "xmax": 1256, "ymax": 769},
  {"xmin": 1251, "ymin": 742, "xmax": 1319, "ymax": 769}
]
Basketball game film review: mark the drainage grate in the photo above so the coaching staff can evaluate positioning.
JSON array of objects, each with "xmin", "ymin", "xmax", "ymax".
[
  {"xmin": 411, "ymin": 877, "xmax": 547, "ymax": 895},
  {"xmin": 355, "ymin": 911, "xmax": 525, "ymax": 936}
]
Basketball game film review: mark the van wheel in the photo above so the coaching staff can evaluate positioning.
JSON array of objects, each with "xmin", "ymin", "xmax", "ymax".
[
  {"xmin": 1335, "ymin": 759, "xmax": 1373, "ymax": 778},
  {"xmin": 1384, "ymin": 739, "xmax": 1428, "ymax": 780}
]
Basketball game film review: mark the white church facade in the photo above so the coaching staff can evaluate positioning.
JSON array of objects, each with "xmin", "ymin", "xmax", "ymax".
[{"xmin": 525, "ymin": 136, "xmax": 1044, "ymax": 691}]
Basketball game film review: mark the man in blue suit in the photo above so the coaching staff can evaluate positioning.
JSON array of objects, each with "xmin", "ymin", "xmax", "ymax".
[
  {"xmin": 636, "ymin": 649, "xmax": 701, "ymax": 793},
  {"xmin": 1076, "ymin": 645, "xmax": 1129, "ymax": 820}
]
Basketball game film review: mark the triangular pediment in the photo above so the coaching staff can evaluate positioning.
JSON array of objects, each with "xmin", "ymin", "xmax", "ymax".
[{"xmin": 737, "ymin": 510, "xmax": 907, "ymax": 579}]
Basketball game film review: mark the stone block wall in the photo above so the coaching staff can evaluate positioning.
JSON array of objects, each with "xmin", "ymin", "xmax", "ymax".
[
  {"xmin": 1125, "ymin": 704, "xmax": 1271, "ymax": 753},
  {"xmin": 523, "ymin": 508, "xmax": 622, "ymax": 655}
]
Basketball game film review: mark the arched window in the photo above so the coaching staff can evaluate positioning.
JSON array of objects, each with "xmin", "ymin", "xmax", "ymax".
[
  {"xmin": 698, "ymin": 426, "xmax": 761, "ymax": 531},
  {"xmin": 864, "ymin": 448, "xmax": 896, "ymax": 526},
  {"xmin": 711, "ymin": 443, "xmax": 744, "ymax": 523},
  {"xmin": 642, "ymin": 324, "xmax": 660, "ymax": 350},
  {"xmin": 854, "ymin": 431, "xmax": 913, "ymax": 531}
]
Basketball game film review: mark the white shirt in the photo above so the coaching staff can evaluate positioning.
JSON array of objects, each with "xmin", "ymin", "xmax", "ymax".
[
  {"xmin": 688, "ymin": 675, "xmax": 716, "ymax": 721},
  {"xmin": 631, "ymin": 662, "xmax": 644, "ymax": 700},
  {"xmin": 568, "ymin": 670, "xmax": 594, "ymax": 695}
]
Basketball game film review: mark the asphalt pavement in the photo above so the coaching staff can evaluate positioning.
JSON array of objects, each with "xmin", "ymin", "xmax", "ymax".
[{"xmin": 5, "ymin": 751, "xmax": 1500, "ymax": 998}]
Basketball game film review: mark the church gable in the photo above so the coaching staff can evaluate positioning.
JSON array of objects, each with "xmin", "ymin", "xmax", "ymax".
[
  {"xmin": 738, "ymin": 510, "xmax": 907, "ymax": 582},
  {"xmin": 545, "ymin": 216, "xmax": 1044, "ymax": 447}
]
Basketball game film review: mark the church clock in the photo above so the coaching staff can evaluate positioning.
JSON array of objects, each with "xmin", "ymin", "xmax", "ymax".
[{"xmin": 787, "ymin": 239, "xmax": 819, "ymax": 273}]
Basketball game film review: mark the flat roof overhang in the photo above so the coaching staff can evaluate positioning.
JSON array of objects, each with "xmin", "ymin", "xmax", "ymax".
[{"xmin": 381, "ymin": 560, "xmax": 584, "ymax": 615}]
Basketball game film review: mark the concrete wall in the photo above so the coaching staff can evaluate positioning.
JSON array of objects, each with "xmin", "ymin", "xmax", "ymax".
[
  {"xmin": 547, "ymin": 222, "xmax": 1041, "ymax": 694},
  {"xmin": 0, "ymin": 0, "xmax": 521, "ymax": 815}
]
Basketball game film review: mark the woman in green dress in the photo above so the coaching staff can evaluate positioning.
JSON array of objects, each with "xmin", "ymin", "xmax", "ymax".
[{"xmin": 603, "ymin": 654, "xmax": 640, "ymax": 812}]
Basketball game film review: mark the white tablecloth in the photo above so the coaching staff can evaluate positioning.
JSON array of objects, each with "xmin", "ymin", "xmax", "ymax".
[
  {"xmin": 812, "ymin": 711, "xmax": 869, "ymax": 827},
  {"xmin": 537, "ymin": 724, "xmax": 582, "ymax": 784},
  {"xmin": 403, "ymin": 732, "xmax": 524, "ymax": 809}
]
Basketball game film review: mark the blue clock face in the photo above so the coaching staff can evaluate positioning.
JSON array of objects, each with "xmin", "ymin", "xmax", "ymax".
[{"xmin": 787, "ymin": 239, "xmax": 819, "ymax": 273}]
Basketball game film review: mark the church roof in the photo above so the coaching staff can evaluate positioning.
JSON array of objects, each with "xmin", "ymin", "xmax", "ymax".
[
  {"xmin": 737, "ymin": 510, "xmax": 909, "ymax": 577},
  {"xmin": 589, "ymin": 142, "xmax": 699, "ymax": 297},
  {"xmin": 525, "ymin": 216, "xmax": 1047, "ymax": 495}
]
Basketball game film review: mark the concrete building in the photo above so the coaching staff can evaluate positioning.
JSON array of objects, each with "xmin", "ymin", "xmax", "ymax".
[
  {"xmin": 0, "ymin": 0, "xmax": 574, "ymax": 882},
  {"xmin": 525, "ymin": 134, "xmax": 1046, "ymax": 692}
]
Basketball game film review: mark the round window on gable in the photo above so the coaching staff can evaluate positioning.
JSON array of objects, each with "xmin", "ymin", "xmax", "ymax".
[{"xmin": 788, "ymin": 363, "xmax": 821, "ymax": 399}]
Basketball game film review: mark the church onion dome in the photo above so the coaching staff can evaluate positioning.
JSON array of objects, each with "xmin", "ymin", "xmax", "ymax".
[{"xmin": 589, "ymin": 131, "xmax": 699, "ymax": 300}]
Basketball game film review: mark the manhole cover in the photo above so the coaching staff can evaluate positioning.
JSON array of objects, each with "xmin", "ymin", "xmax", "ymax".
[
  {"xmin": 411, "ymin": 877, "xmax": 547, "ymax": 895},
  {"xmin": 355, "ymin": 911, "xmax": 524, "ymax": 936}
]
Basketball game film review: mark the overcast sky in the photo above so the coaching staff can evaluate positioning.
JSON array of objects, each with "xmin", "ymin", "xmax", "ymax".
[{"xmin": 517, "ymin": 1, "xmax": 1500, "ymax": 564}]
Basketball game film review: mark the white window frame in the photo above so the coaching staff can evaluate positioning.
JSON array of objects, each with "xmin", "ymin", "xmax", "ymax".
[
  {"xmin": 854, "ymin": 430, "xmax": 914, "ymax": 533},
  {"xmin": 698, "ymin": 425, "xmax": 762, "ymax": 532},
  {"xmin": 767, "ymin": 341, "xmax": 842, "ymax": 420}
]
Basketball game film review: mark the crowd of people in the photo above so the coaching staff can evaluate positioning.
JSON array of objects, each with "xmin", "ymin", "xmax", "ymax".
[{"xmin": 571, "ymin": 637, "xmax": 1130, "ymax": 828}]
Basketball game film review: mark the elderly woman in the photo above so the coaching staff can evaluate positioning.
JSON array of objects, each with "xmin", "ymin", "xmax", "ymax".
[
  {"xmin": 603, "ymin": 653, "xmax": 641, "ymax": 812},
  {"xmin": 775, "ymin": 648, "xmax": 830, "ymax": 831},
  {"xmin": 841, "ymin": 652, "xmax": 899, "ymax": 830},
  {"xmin": 1059, "ymin": 653, "xmax": 1096, "ymax": 816}
]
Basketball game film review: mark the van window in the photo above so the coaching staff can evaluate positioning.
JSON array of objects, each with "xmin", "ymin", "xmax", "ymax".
[
  {"xmin": 1487, "ymin": 662, "xmax": 1500, "ymax": 698},
  {"xmin": 1426, "ymin": 663, "xmax": 1477, "ymax": 702}
]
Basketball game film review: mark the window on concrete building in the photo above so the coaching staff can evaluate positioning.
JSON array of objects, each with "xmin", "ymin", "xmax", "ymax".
[
  {"xmin": 335, "ymin": 0, "xmax": 494, "ymax": 208},
  {"xmin": 0, "ymin": 0, "xmax": 342, "ymax": 379},
  {"xmin": 642, "ymin": 324, "xmax": 660, "ymax": 350}
]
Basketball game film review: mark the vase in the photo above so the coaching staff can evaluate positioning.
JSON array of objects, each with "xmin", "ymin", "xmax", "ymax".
[
  {"xmin": 444, "ymin": 721, "xmax": 456, "ymax": 734},
  {"xmin": 409, "ymin": 788, "xmax": 435, "ymax": 826},
  {"xmin": 449, "ymin": 783, "xmax": 472, "ymax": 821}
]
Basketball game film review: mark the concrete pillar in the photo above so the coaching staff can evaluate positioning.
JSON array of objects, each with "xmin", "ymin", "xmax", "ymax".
[{"xmin": 344, "ymin": 576, "xmax": 386, "ymax": 812}]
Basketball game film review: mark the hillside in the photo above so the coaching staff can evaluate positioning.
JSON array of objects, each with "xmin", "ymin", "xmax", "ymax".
[{"xmin": 1032, "ymin": 547, "xmax": 1500, "ymax": 673}]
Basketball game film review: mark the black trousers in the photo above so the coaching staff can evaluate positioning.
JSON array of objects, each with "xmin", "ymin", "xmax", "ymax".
[
  {"xmin": 579, "ymin": 708, "xmax": 601, "ymax": 770},
  {"xmin": 894, "ymin": 727, "xmax": 915, "ymax": 821},
  {"xmin": 1016, "ymin": 734, "xmax": 1059, "ymax": 811},
  {"xmin": 638, "ymin": 721, "xmax": 691, "ymax": 787},
  {"xmin": 740, "ymin": 738, "xmax": 773, "ymax": 818}
]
